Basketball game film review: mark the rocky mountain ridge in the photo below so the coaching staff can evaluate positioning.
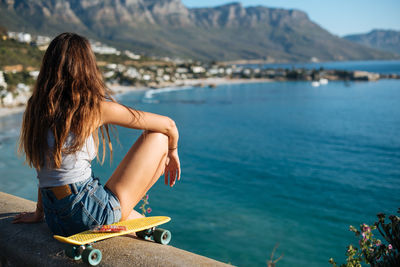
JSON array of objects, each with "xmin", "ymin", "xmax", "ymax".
[
  {"xmin": 0, "ymin": 0, "xmax": 396, "ymax": 61},
  {"xmin": 344, "ymin": 29, "xmax": 400, "ymax": 55}
]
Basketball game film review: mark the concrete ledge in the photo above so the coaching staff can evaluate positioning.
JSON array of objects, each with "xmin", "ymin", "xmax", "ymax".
[{"xmin": 0, "ymin": 192, "xmax": 232, "ymax": 267}]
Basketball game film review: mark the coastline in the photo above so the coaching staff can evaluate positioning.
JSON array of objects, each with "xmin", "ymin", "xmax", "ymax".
[
  {"xmin": 0, "ymin": 106, "xmax": 26, "ymax": 118},
  {"xmin": 0, "ymin": 77, "xmax": 273, "ymax": 118}
]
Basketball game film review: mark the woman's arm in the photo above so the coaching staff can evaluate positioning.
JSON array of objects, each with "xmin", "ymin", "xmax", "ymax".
[
  {"xmin": 12, "ymin": 188, "xmax": 44, "ymax": 224},
  {"xmin": 100, "ymin": 101, "xmax": 179, "ymax": 150}
]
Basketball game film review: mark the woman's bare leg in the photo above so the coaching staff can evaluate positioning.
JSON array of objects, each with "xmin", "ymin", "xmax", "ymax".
[
  {"xmin": 105, "ymin": 130, "xmax": 168, "ymax": 221},
  {"xmin": 126, "ymin": 209, "xmax": 145, "ymax": 220}
]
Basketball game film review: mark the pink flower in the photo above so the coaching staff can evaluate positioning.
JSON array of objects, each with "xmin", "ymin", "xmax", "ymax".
[
  {"xmin": 145, "ymin": 195, "xmax": 149, "ymax": 200},
  {"xmin": 363, "ymin": 226, "xmax": 371, "ymax": 232},
  {"xmin": 388, "ymin": 244, "xmax": 393, "ymax": 250},
  {"xmin": 147, "ymin": 207, "xmax": 152, "ymax": 214}
]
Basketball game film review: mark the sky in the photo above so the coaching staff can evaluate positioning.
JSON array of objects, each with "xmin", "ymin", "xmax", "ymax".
[{"xmin": 182, "ymin": 0, "xmax": 400, "ymax": 37}]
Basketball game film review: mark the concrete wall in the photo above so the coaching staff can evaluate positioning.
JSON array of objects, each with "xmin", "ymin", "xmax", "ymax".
[{"xmin": 0, "ymin": 192, "xmax": 232, "ymax": 267}]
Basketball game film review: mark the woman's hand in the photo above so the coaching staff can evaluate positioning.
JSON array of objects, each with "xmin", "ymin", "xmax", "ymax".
[
  {"xmin": 12, "ymin": 209, "xmax": 44, "ymax": 224},
  {"xmin": 164, "ymin": 149, "xmax": 181, "ymax": 187}
]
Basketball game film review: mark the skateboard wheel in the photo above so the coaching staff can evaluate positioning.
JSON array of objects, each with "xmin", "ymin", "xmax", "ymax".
[
  {"xmin": 136, "ymin": 230, "xmax": 147, "ymax": 239},
  {"xmin": 137, "ymin": 228, "xmax": 153, "ymax": 239},
  {"xmin": 153, "ymin": 228, "xmax": 171, "ymax": 245},
  {"xmin": 65, "ymin": 245, "xmax": 82, "ymax": 260},
  {"xmin": 82, "ymin": 247, "xmax": 102, "ymax": 266}
]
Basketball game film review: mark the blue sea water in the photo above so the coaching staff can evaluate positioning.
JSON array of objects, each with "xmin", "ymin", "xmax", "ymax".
[{"xmin": 1, "ymin": 66, "xmax": 400, "ymax": 266}]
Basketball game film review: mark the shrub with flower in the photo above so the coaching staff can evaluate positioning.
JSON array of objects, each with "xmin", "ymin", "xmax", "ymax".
[
  {"xmin": 139, "ymin": 194, "xmax": 152, "ymax": 216},
  {"xmin": 329, "ymin": 208, "xmax": 400, "ymax": 267}
]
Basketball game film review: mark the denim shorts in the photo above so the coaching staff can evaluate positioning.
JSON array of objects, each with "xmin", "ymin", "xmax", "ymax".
[{"xmin": 40, "ymin": 175, "xmax": 122, "ymax": 236}]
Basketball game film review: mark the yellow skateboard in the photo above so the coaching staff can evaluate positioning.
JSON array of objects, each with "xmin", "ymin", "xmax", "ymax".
[{"xmin": 54, "ymin": 216, "xmax": 171, "ymax": 266}]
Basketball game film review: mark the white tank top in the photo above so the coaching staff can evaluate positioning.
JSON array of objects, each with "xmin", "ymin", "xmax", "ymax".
[{"xmin": 36, "ymin": 131, "xmax": 97, "ymax": 188}]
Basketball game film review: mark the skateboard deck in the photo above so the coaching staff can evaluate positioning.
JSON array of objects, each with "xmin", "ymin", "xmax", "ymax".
[
  {"xmin": 54, "ymin": 216, "xmax": 171, "ymax": 266},
  {"xmin": 54, "ymin": 216, "xmax": 170, "ymax": 245}
]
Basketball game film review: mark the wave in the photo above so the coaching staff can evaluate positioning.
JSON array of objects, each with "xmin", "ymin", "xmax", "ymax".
[{"xmin": 143, "ymin": 86, "xmax": 194, "ymax": 100}]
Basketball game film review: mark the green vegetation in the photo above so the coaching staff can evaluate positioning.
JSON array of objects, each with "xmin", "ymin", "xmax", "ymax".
[
  {"xmin": 3, "ymin": 71, "xmax": 35, "ymax": 91},
  {"xmin": 139, "ymin": 194, "xmax": 152, "ymax": 216},
  {"xmin": 0, "ymin": 25, "xmax": 6, "ymax": 36},
  {"xmin": 330, "ymin": 209, "xmax": 400, "ymax": 267},
  {"xmin": 0, "ymin": 39, "xmax": 43, "ymax": 69},
  {"xmin": 95, "ymin": 53, "xmax": 134, "ymax": 65},
  {"xmin": 0, "ymin": 37, "xmax": 145, "ymax": 71}
]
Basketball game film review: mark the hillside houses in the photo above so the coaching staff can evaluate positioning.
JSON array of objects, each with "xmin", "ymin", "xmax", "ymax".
[{"xmin": 7, "ymin": 31, "xmax": 51, "ymax": 50}]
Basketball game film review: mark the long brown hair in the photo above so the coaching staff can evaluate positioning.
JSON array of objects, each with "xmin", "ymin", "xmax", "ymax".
[{"xmin": 19, "ymin": 32, "xmax": 114, "ymax": 169}]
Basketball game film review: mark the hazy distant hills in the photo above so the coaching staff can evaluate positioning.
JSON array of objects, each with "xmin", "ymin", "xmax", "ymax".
[
  {"xmin": 344, "ymin": 29, "xmax": 400, "ymax": 55},
  {"xmin": 0, "ymin": 0, "xmax": 397, "ymax": 61}
]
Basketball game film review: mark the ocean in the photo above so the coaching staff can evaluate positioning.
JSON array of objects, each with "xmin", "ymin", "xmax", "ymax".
[{"xmin": 1, "ymin": 61, "xmax": 399, "ymax": 266}]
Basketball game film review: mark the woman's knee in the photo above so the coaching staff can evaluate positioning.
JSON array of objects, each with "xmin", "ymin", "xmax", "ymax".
[{"xmin": 142, "ymin": 131, "xmax": 168, "ymax": 153}]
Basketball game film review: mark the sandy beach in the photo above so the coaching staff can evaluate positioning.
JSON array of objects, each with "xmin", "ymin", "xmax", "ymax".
[{"xmin": 0, "ymin": 77, "xmax": 273, "ymax": 118}]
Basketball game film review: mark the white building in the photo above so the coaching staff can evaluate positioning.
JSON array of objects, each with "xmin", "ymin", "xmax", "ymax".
[
  {"xmin": 208, "ymin": 68, "xmax": 219, "ymax": 75},
  {"xmin": 16, "ymin": 83, "xmax": 30, "ymax": 93},
  {"xmin": 29, "ymin": 71, "xmax": 40, "ymax": 79},
  {"xmin": 243, "ymin": 69, "xmax": 252, "ymax": 76},
  {"xmin": 142, "ymin": 74, "xmax": 151, "ymax": 81},
  {"xmin": 0, "ymin": 71, "xmax": 7, "ymax": 89},
  {"xmin": 1, "ymin": 92, "xmax": 13, "ymax": 106},
  {"xmin": 125, "ymin": 68, "xmax": 139, "ymax": 78},
  {"xmin": 36, "ymin": 35, "xmax": 51, "ymax": 46},
  {"xmin": 7, "ymin": 32, "xmax": 17, "ymax": 39},
  {"xmin": 191, "ymin": 66, "xmax": 206, "ymax": 74},
  {"xmin": 106, "ymin": 64, "xmax": 117, "ymax": 70},
  {"xmin": 103, "ymin": 71, "xmax": 115, "ymax": 78},
  {"xmin": 124, "ymin": 50, "xmax": 141, "ymax": 60},
  {"xmin": 176, "ymin": 67, "xmax": 189, "ymax": 74},
  {"xmin": 90, "ymin": 41, "xmax": 120, "ymax": 55},
  {"xmin": 17, "ymin": 32, "xmax": 32, "ymax": 43},
  {"xmin": 116, "ymin": 64, "xmax": 126, "ymax": 72}
]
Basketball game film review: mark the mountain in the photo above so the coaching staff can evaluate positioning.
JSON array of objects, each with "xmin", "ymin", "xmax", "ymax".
[
  {"xmin": 344, "ymin": 29, "xmax": 400, "ymax": 55},
  {"xmin": 0, "ymin": 0, "xmax": 396, "ymax": 61}
]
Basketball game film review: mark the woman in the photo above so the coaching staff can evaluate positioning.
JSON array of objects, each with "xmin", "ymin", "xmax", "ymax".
[{"xmin": 12, "ymin": 32, "xmax": 181, "ymax": 236}]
